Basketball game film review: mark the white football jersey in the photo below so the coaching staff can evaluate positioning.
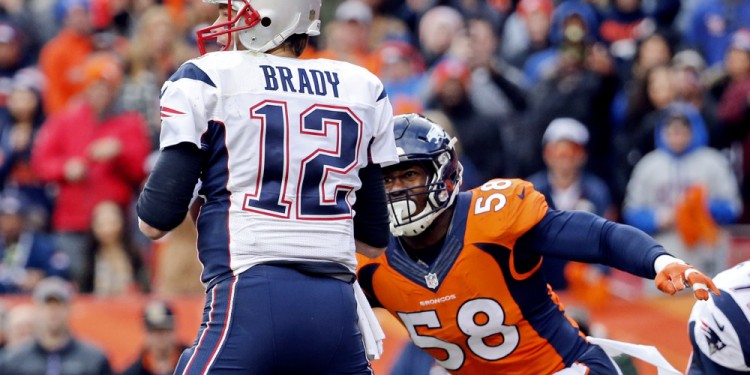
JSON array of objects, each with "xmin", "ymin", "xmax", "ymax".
[
  {"xmin": 159, "ymin": 51, "xmax": 398, "ymax": 284},
  {"xmin": 688, "ymin": 260, "xmax": 750, "ymax": 372}
]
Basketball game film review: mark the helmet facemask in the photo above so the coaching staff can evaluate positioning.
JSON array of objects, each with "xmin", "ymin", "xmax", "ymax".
[
  {"xmin": 386, "ymin": 149, "xmax": 462, "ymax": 237},
  {"xmin": 196, "ymin": 1, "xmax": 261, "ymax": 55}
]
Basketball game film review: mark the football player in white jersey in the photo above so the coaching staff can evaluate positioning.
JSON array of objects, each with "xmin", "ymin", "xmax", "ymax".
[
  {"xmin": 687, "ymin": 260, "xmax": 750, "ymax": 374},
  {"xmin": 136, "ymin": 0, "xmax": 398, "ymax": 373}
]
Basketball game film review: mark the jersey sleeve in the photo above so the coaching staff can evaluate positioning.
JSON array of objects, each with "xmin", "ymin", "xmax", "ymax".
[
  {"xmin": 158, "ymin": 61, "xmax": 219, "ymax": 150},
  {"xmin": 368, "ymin": 80, "xmax": 398, "ymax": 166},
  {"xmin": 468, "ymin": 179, "xmax": 549, "ymax": 247}
]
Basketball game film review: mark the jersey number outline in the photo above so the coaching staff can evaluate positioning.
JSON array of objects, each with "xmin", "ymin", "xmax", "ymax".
[
  {"xmin": 243, "ymin": 101, "xmax": 363, "ymax": 220},
  {"xmin": 397, "ymin": 298, "xmax": 520, "ymax": 371},
  {"xmin": 474, "ymin": 179, "xmax": 513, "ymax": 214}
]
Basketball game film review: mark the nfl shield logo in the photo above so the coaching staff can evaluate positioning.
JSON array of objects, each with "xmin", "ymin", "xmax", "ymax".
[{"xmin": 425, "ymin": 273, "xmax": 439, "ymax": 289}]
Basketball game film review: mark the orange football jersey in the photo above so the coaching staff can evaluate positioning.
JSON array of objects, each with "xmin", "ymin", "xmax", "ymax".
[{"xmin": 358, "ymin": 179, "xmax": 589, "ymax": 374}]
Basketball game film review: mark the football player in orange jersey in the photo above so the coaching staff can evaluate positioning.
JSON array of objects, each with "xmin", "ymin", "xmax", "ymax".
[{"xmin": 357, "ymin": 114, "xmax": 720, "ymax": 374}]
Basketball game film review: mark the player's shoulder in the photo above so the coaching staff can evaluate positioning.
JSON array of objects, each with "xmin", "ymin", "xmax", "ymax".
[
  {"xmin": 465, "ymin": 178, "xmax": 548, "ymax": 239},
  {"xmin": 164, "ymin": 54, "xmax": 226, "ymax": 88},
  {"xmin": 468, "ymin": 178, "xmax": 544, "ymax": 208}
]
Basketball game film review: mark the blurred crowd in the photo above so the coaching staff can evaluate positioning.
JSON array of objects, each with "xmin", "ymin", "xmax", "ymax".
[{"xmin": 0, "ymin": 0, "xmax": 747, "ymax": 370}]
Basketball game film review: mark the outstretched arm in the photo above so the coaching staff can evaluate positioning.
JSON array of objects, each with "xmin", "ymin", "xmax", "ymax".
[{"xmin": 517, "ymin": 210, "xmax": 718, "ymax": 299}]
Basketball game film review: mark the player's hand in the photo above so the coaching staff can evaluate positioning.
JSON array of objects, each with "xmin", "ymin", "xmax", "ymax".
[{"xmin": 654, "ymin": 262, "xmax": 720, "ymax": 300}]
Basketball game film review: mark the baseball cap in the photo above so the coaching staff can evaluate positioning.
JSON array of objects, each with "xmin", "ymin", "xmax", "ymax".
[
  {"xmin": 0, "ymin": 194, "xmax": 24, "ymax": 216},
  {"xmin": 432, "ymin": 59, "xmax": 472, "ymax": 90},
  {"xmin": 542, "ymin": 118, "xmax": 589, "ymax": 145},
  {"xmin": 731, "ymin": 28, "xmax": 750, "ymax": 52},
  {"xmin": 0, "ymin": 22, "xmax": 19, "ymax": 44},
  {"xmin": 33, "ymin": 277, "xmax": 73, "ymax": 304},
  {"xmin": 144, "ymin": 300, "xmax": 175, "ymax": 331},
  {"xmin": 672, "ymin": 49, "xmax": 706, "ymax": 72},
  {"xmin": 82, "ymin": 52, "xmax": 123, "ymax": 88},
  {"xmin": 335, "ymin": 0, "xmax": 372, "ymax": 24}
]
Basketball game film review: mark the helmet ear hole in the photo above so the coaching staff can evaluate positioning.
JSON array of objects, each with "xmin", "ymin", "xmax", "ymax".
[{"xmin": 260, "ymin": 17, "xmax": 272, "ymax": 27}]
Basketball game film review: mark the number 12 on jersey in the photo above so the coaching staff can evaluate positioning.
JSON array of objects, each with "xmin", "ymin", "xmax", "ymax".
[{"xmin": 243, "ymin": 101, "xmax": 363, "ymax": 220}]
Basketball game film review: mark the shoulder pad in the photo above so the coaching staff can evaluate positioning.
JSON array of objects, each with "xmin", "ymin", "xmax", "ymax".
[{"xmin": 466, "ymin": 179, "xmax": 548, "ymax": 244}]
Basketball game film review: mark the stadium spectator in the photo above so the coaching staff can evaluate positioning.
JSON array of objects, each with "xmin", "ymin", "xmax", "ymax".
[
  {"xmin": 1, "ymin": 303, "xmax": 35, "ymax": 350},
  {"xmin": 464, "ymin": 16, "xmax": 529, "ymax": 175},
  {"xmin": 623, "ymin": 104, "xmax": 742, "ymax": 279},
  {"xmin": 0, "ymin": 193, "xmax": 69, "ymax": 294},
  {"xmin": 670, "ymin": 50, "xmax": 725, "ymax": 150},
  {"xmin": 32, "ymin": 52, "xmax": 151, "ymax": 289},
  {"xmin": 0, "ymin": 20, "xmax": 37, "ymax": 106},
  {"xmin": 466, "ymin": 17, "xmax": 528, "ymax": 121},
  {"xmin": 147, "ymin": 214, "xmax": 204, "ymax": 297},
  {"xmin": 611, "ymin": 33, "xmax": 675, "ymax": 194},
  {"xmin": 86, "ymin": 200, "xmax": 147, "ymax": 295},
  {"xmin": 501, "ymin": 0, "xmax": 555, "ymax": 70},
  {"xmin": 418, "ymin": 6, "xmax": 464, "ymax": 68},
  {"xmin": 394, "ymin": 0, "xmax": 436, "ymax": 37},
  {"xmin": 528, "ymin": 118, "xmax": 616, "ymax": 292},
  {"xmin": 684, "ymin": 0, "xmax": 750, "ymax": 67},
  {"xmin": 618, "ymin": 64, "xmax": 676, "ymax": 185},
  {"xmin": 425, "ymin": 58, "xmax": 506, "ymax": 181},
  {"xmin": 38, "ymin": 0, "xmax": 96, "ymax": 115},
  {"xmin": 715, "ymin": 29, "xmax": 750, "ymax": 218},
  {"xmin": 373, "ymin": 40, "xmax": 427, "ymax": 115},
  {"xmin": 520, "ymin": 50, "xmax": 619, "ymax": 189},
  {"xmin": 529, "ymin": 118, "xmax": 615, "ymax": 219},
  {"xmin": 121, "ymin": 5, "xmax": 194, "ymax": 145},
  {"xmin": 599, "ymin": 0, "xmax": 653, "ymax": 61},
  {"xmin": 0, "ymin": 78, "xmax": 51, "ymax": 228},
  {"xmin": 523, "ymin": 0, "xmax": 600, "ymax": 84},
  {"xmin": 629, "ymin": 31, "xmax": 675, "ymax": 84},
  {"xmin": 316, "ymin": 0, "xmax": 377, "ymax": 72},
  {"xmin": 122, "ymin": 300, "xmax": 187, "ymax": 375},
  {"xmin": 0, "ymin": 276, "xmax": 113, "ymax": 374}
]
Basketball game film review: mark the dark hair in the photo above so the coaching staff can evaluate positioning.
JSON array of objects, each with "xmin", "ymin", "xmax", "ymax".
[
  {"xmin": 283, "ymin": 34, "xmax": 309, "ymax": 57},
  {"xmin": 665, "ymin": 113, "xmax": 691, "ymax": 130}
]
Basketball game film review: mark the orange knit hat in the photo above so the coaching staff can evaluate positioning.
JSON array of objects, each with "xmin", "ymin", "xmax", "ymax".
[{"xmin": 83, "ymin": 53, "xmax": 123, "ymax": 88}]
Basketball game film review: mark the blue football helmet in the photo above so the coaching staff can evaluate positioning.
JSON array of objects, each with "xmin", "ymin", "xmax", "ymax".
[{"xmin": 387, "ymin": 114, "xmax": 463, "ymax": 237}]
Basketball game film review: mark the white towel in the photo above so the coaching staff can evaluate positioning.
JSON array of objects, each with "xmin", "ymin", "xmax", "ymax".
[
  {"xmin": 587, "ymin": 337, "xmax": 683, "ymax": 375},
  {"xmin": 353, "ymin": 281, "xmax": 385, "ymax": 360}
]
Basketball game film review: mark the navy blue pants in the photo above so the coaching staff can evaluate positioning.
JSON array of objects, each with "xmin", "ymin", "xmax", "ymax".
[{"xmin": 174, "ymin": 265, "xmax": 372, "ymax": 374}]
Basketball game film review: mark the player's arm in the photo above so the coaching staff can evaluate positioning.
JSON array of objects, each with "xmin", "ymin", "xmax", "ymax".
[
  {"xmin": 353, "ymin": 163, "xmax": 390, "ymax": 258},
  {"xmin": 137, "ymin": 143, "xmax": 203, "ymax": 240},
  {"xmin": 517, "ymin": 209, "xmax": 719, "ymax": 299}
]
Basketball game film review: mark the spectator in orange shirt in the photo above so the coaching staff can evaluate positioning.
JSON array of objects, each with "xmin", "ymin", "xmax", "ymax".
[
  {"xmin": 39, "ymin": 0, "xmax": 95, "ymax": 115},
  {"xmin": 316, "ymin": 0, "xmax": 378, "ymax": 73},
  {"xmin": 32, "ymin": 53, "xmax": 151, "ymax": 290}
]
